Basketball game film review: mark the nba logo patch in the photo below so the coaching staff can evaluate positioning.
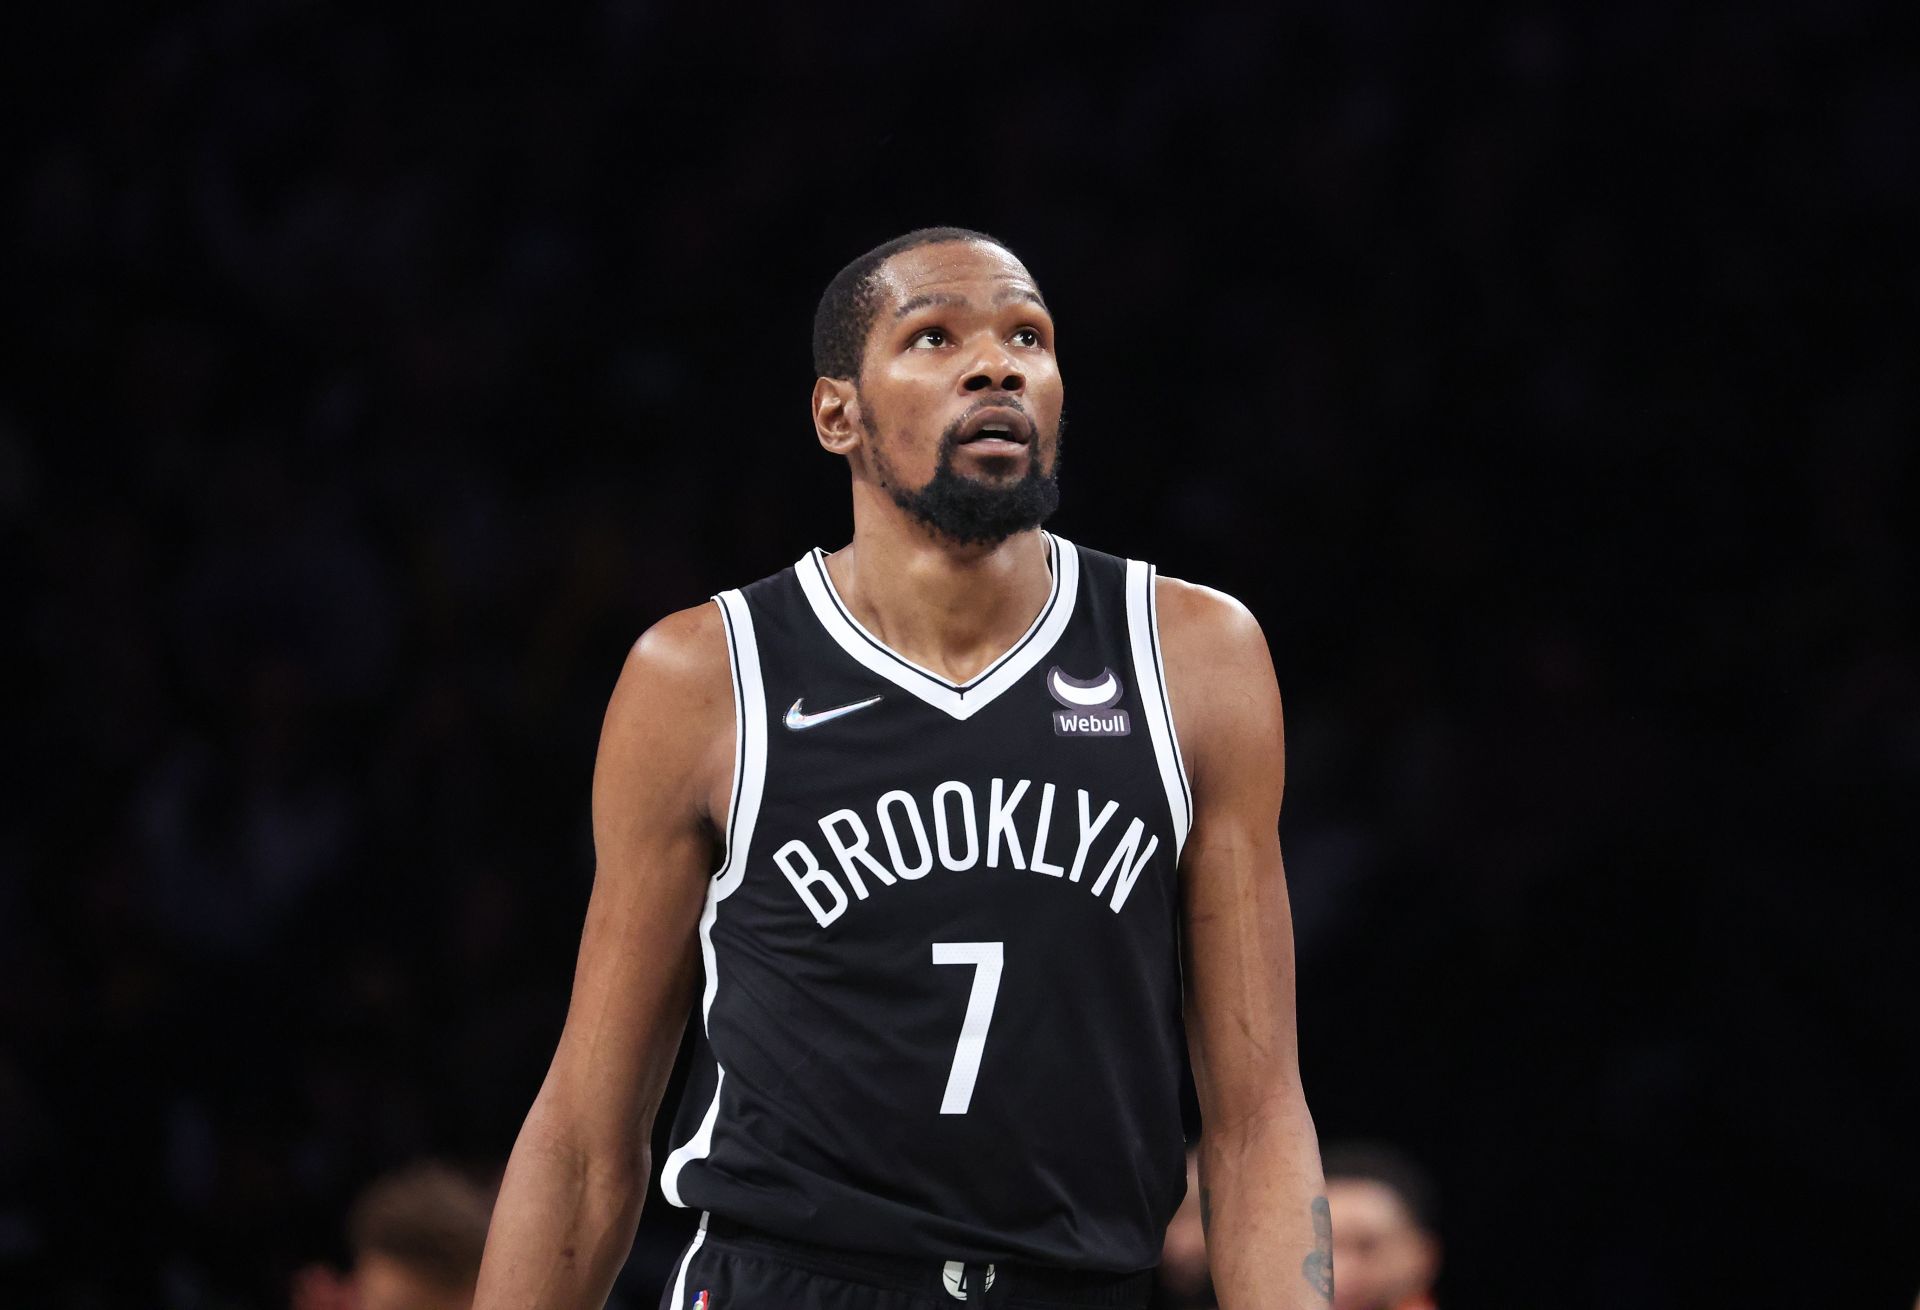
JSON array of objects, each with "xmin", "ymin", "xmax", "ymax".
[{"xmin": 690, "ymin": 1291, "xmax": 710, "ymax": 1310}]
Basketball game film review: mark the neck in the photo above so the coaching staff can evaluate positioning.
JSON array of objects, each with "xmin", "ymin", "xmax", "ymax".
[{"xmin": 825, "ymin": 487, "xmax": 1053, "ymax": 685}]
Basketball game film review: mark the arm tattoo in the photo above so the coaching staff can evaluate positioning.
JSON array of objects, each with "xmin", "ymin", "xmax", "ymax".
[{"xmin": 1300, "ymin": 1195, "xmax": 1333, "ymax": 1302}]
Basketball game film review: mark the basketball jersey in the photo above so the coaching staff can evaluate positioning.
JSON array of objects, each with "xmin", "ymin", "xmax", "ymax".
[{"xmin": 659, "ymin": 532, "xmax": 1193, "ymax": 1274}]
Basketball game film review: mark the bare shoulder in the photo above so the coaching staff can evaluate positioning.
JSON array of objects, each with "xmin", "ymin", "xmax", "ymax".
[
  {"xmin": 1153, "ymin": 574, "xmax": 1278, "ymax": 696},
  {"xmin": 597, "ymin": 600, "xmax": 737, "ymax": 832},
  {"xmin": 1151, "ymin": 574, "xmax": 1283, "ymax": 797},
  {"xmin": 620, "ymin": 599, "xmax": 731, "ymax": 689},
  {"xmin": 1154, "ymin": 574, "xmax": 1267, "ymax": 661}
]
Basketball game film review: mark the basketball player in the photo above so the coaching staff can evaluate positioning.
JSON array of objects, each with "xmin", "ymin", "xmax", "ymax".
[{"xmin": 472, "ymin": 229, "xmax": 1328, "ymax": 1309}]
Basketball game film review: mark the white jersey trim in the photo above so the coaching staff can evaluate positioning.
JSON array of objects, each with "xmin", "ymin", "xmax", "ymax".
[
  {"xmin": 660, "ymin": 590, "xmax": 767, "ymax": 1208},
  {"xmin": 667, "ymin": 1211, "xmax": 709, "ymax": 1309},
  {"xmin": 794, "ymin": 532, "xmax": 1080, "ymax": 721},
  {"xmin": 1125, "ymin": 560, "xmax": 1193, "ymax": 862}
]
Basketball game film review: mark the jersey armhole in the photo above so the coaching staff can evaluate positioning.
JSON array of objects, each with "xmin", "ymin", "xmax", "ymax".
[
  {"xmin": 1123, "ymin": 560, "xmax": 1195, "ymax": 863},
  {"xmin": 662, "ymin": 589, "xmax": 767, "ymax": 1209}
]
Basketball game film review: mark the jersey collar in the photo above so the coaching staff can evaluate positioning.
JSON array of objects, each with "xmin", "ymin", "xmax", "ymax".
[{"xmin": 793, "ymin": 532, "xmax": 1080, "ymax": 722}]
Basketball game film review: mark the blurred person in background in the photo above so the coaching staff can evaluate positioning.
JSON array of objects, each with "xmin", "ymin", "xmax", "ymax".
[
  {"xmin": 1322, "ymin": 1142, "xmax": 1440, "ymax": 1310},
  {"xmin": 291, "ymin": 1162, "xmax": 495, "ymax": 1310},
  {"xmin": 1153, "ymin": 1148, "xmax": 1214, "ymax": 1309},
  {"xmin": 1155, "ymin": 1140, "xmax": 1440, "ymax": 1310}
]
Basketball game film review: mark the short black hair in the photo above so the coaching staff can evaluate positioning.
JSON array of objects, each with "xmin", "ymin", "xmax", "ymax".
[
  {"xmin": 346, "ymin": 1161, "xmax": 494, "ymax": 1288},
  {"xmin": 812, "ymin": 226, "xmax": 1012, "ymax": 380},
  {"xmin": 1321, "ymin": 1140, "xmax": 1442, "ymax": 1235}
]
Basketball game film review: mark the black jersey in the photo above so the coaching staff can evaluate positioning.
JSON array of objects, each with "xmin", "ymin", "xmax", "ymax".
[{"xmin": 659, "ymin": 533, "xmax": 1194, "ymax": 1274}]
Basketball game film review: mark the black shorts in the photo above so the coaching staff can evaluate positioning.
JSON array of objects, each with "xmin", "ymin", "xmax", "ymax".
[{"xmin": 659, "ymin": 1215, "xmax": 1155, "ymax": 1310}]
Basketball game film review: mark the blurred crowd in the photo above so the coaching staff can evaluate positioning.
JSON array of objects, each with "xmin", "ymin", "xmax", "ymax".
[{"xmin": 4, "ymin": 1, "xmax": 1915, "ymax": 1307}]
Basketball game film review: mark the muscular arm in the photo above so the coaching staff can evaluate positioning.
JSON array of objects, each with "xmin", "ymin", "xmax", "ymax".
[
  {"xmin": 1159, "ymin": 577, "xmax": 1329, "ymax": 1309},
  {"xmin": 472, "ymin": 603, "xmax": 735, "ymax": 1310}
]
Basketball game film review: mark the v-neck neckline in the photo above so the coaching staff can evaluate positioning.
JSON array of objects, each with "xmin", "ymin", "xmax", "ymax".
[{"xmin": 792, "ymin": 533, "xmax": 1079, "ymax": 721}]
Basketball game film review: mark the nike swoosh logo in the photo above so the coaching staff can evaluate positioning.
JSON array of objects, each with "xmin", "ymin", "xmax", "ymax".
[
  {"xmin": 1047, "ymin": 667, "xmax": 1120, "ymax": 708},
  {"xmin": 784, "ymin": 694, "xmax": 884, "ymax": 731}
]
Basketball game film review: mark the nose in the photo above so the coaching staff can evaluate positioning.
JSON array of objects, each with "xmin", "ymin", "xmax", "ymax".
[{"xmin": 962, "ymin": 339, "xmax": 1024, "ymax": 394}]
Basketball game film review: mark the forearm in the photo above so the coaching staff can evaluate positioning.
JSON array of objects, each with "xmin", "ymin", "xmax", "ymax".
[
  {"xmin": 472, "ymin": 1107, "xmax": 648, "ymax": 1310},
  {"xmin": 1199, "ymin": 1091, "xmax": 1329, "ymax": 1310}
]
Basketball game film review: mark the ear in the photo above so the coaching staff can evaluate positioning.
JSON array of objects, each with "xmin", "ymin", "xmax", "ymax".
[{"xmin": 812, "ymin": 376, "xmax": 862, "ymax": 457}]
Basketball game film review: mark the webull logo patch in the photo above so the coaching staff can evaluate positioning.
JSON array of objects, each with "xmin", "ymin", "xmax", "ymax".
[{"xmin": 1047, "ymin": 666, "xmax": 1131, "ymax": 737}]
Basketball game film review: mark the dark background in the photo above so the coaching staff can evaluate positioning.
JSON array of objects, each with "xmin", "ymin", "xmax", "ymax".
[{"xmin": 5, "ymin": 2, "xmax": 1916, "ymax": 1307}]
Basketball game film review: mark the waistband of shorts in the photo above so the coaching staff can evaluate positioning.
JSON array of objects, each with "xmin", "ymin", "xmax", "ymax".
[{"xmin": 700, "ymin": 1214, "xmax": 1156, "ymax": 1308}]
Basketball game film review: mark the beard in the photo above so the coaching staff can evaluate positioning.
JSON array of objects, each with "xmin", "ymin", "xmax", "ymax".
[{"xmin": 864, "ymin": 407, "xmax": 1064, "ymax": 548}]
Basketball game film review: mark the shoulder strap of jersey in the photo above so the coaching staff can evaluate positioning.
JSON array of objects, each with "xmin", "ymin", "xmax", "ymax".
[{"xmin": 1123, "ymin": 561, "xmax": 1194, "ymax": 862}]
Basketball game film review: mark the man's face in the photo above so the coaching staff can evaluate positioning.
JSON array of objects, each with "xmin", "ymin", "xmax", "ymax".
[
  {"xmin": 1327, "ymin": 1179, "xmax": 1441, "ymax": 1310},
  {"xmin": 850, "ymin": 240, "xmax": 1065, "ymax": 545}
]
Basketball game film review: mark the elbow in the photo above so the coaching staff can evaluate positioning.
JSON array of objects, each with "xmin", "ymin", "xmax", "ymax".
[{"xmin": 517, "ymin": 1096, "xmax": 652, "ymax": 1209}]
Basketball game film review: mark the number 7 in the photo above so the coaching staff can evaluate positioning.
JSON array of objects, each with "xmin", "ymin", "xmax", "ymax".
[{"xmin": 932, "ymin": 941, "xmax": 1004, "ymax": 1115}]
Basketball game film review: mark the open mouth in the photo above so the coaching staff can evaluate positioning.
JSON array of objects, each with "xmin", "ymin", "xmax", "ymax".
[{"xmin": 955, "ymin": 408, "xmax": 1034, "ymax": 451}]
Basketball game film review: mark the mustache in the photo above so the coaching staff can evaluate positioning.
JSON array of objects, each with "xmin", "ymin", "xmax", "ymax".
[{"xmin": 938, "ymin": 400, "xmax": 1043, "ymax": 451}]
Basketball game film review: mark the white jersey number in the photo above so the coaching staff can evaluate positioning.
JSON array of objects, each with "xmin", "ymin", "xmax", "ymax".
[{"xmin": 931, "ymin": 941, "xmax": 1004, "ymax": 1114}]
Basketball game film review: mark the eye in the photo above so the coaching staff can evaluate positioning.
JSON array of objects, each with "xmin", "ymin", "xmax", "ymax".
[
  {"xmin": 1011, "ymin": 327, "xmax": 1042, "ymax": 348},
  {"xmin": 909, "ymin": 328, "xmax": 948, "ymax": 349}
]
